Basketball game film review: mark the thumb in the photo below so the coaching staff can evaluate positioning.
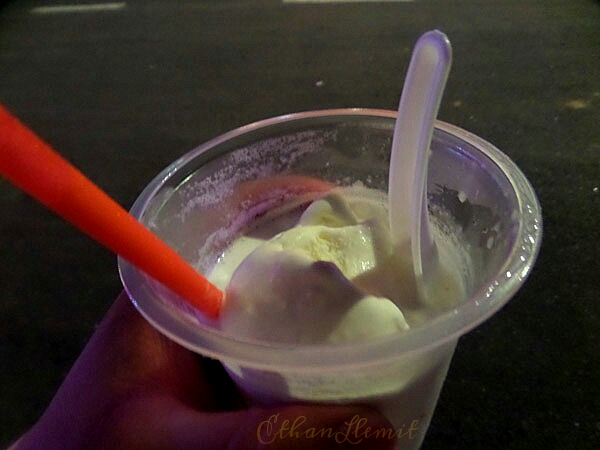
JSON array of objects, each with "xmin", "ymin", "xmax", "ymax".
[{"xmin": 169, "ymin": 403, "xmax": 397, "ymax": 450}]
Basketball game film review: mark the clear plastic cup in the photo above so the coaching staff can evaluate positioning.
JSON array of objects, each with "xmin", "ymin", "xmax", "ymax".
[{"xmin": 119, "ymin": 109, "xmax": 542, "ymax": 449}]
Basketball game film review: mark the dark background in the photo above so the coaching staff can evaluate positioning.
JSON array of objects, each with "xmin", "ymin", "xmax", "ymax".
[{"xmin": 1, "ymin": 0, "xmax": 598, "ymax": 448}]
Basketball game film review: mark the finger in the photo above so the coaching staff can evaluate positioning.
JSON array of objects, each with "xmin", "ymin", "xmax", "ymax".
[{"xmin": 101, "ymin": 293, "xmax": 246, "ymax": 411}]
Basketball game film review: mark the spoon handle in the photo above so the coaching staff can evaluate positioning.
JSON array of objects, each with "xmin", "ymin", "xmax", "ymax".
[
  {"xmin": 388, "ymin": 30, "xmax": 452, "ymax": 283},
  {"xmin": 0, "ymin": 104, "xmax": 222, "ymax": 317}
]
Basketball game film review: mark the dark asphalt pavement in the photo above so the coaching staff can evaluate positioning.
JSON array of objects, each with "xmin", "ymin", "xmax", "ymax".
[{"xmin": 1, "ymin": 1, "xmax": 599, "ymax": 448}]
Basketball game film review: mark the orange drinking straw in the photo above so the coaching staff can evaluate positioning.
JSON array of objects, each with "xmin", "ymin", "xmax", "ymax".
[{"xmin": 0, "ymin": 104, "xmax": 223, "ymax": 318}]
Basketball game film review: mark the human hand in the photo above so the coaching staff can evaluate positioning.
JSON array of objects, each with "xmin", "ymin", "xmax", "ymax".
[{"xmin": 11, "ymin": 291, "xmax": 395, "ymax": 450}]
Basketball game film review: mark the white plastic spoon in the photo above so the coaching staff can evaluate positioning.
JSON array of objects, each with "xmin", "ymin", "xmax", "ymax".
[
  {"xmin": 388, "ymin": 30, "xmax": 452, "ymax": 299},
  {"xmin": 214, "ymin": 31, "xmax": 452, "ymax": 342}
]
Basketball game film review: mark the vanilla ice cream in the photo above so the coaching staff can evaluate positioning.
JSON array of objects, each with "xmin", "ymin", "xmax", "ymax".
[{"xmin": 207, "ymin": 185, "xmax": 466, "ymax": 345}]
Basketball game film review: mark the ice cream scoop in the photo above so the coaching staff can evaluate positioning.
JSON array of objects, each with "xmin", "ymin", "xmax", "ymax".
[{"xmin": 216, "ymin": 190, "xmax": 411, "ymax": 344}]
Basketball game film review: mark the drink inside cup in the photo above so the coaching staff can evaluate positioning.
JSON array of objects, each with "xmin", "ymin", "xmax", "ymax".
[{"xmin": 119, "ymin": 110, "xmax": 541, "ymax": 449}]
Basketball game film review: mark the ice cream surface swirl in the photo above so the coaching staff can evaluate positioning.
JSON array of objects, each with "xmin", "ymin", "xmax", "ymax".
[{"xmin": 208, "ymin": 186, "xmax": 465, "ymax": 344}]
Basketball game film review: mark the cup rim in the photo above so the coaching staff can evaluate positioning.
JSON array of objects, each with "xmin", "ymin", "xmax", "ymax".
[{"xmin": 119, "ymin": 108, "xmax": 542, "ymax": 371}]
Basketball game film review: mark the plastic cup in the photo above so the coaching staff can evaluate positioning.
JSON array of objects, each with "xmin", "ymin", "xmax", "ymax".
[{"xmin": 119, "ymin": 109, "xmax": 542, "ymax": 449}]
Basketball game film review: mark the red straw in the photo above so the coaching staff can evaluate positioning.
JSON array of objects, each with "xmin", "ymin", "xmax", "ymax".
[{"xmin": 0, "ymin": 104, "xmax": 223, "ymax": 318}]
